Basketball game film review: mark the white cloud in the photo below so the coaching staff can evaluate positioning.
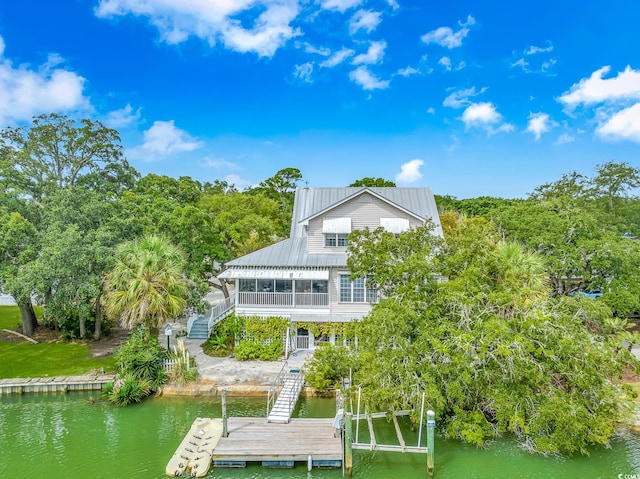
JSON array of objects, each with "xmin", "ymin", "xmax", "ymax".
[
  {"xmin": 386, "ymin": 0, "xmax": 399, "ymax": 9},
  {"xmin": 511, "ymin": 58, "xmax": 528, "ymax": 70},
  {"xmin": 223, "ymin": 173, "xmax": 252, "ymax": 189},
  {"xmin": 596, "ymin": 102, "xmax": 640, "ymax": 142},
  {"xmin": 95, "ymin": 0, "xmax": 300, "ymax": 58},
  {"xmin": 395, "ymin": 159, "xmax": 423, "ymax": 183},
  {"xmin": 554, "ymin": 133, "xmax": 575, "ymax": 145},
  {"xmin": 461, "ymin": 102, "xmax": 514, "ymax": 134},
  {"xmin": 525, "ymin": 44, "xmax": 553, "ymax": 55},
  {"xmin": 104, "ymin": 103, "xmax": 141, "ymax": 128},
  {"xmin": 396, "ymin": 66, "xmax": 419, "ymax": 77},
  {"xmin": 320, "ymin": 48, "xmax": 354, "ymax": 67},
  {"xmin": 293, "ymin": 62, "xmax": 314, "ymax": 82},
  {"xmin": 128, "ymin": 120, "xmax": 203, "ymax": 161},
  {"xmin": 349, "ymin": 66, "xmax": 390, "ymax": 90},
  {"xmin": 352, "ymin": 41, "xmax": 386, "ymax": 65},
  {"xmin": 349, "ymin": 10, "xmax": 382, "ymax": 34},
  {"xmin": 300, "ymin": 42, "xmax": 330, "ymax": 56},
  {"xmin": 438, "ymin": 56, "xmax": 451, "ymax": 70},
  {"xmin": 319, "ymin": 0, "xmax": 362, "ymax": 12},
  {"xmin": 438, "ymin": 56, "xmax": 464, "ymax": 71},
  {"xmin": 559, "ymin": 65, "xmax": 640, "ymax": 107},
  {"xmin": 443, "ymin": 86, "xmax": 487, "ymax": 109},
  {"xmin": 0, "ymin": 35, "xmax": 90, "ymax": 125},
  {"xmin": 526, "ymin": 112, "xmax": 553, "ymax": 140},
  {"xmin": 426, "ymin": 107, "xmax": 435, "ymax": 114},
  {"xmin": 204, "ymin": 157, "xmax": 239, "ymax": 169},
  {"xmin": 421, "ymin": 15, "xmax": 475, "ymax": 49}
]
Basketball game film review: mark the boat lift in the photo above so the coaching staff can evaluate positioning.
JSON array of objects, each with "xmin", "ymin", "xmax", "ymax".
[{"xmin": 342, "ymin": 387, "xmax": 435, "ymax": 477}]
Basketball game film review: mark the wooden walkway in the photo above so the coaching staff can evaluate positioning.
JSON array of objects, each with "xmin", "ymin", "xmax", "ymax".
[
  {"xmin": 0, "ymin": 374, "xmax": 115, "ymax": 394},
  {"xmin": 213, "ymin": 417, "xmax": 342, "ymax": 464}
]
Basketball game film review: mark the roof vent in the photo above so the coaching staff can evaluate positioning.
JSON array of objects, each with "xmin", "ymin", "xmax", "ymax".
[{"xmin": 359, "ymin": 194, "xmax": 372, "ymax": 203}]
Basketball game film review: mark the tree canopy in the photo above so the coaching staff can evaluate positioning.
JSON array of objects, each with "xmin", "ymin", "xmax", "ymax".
[{"xmin": 345, "ymin": 216, "xmax": 639, "ymax": 455}]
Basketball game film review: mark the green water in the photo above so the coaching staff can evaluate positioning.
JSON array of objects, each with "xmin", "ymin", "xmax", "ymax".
[{"xmin": 1, "ymin": 392, "xmax": 639, "ymax": 479}]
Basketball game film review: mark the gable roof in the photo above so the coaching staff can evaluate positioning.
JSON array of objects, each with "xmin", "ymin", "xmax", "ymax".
[
  {"xmin": 225, "ymin": 186, "xmax": 442, "ymax": 270},
  {"xmin": 290, "ymin": 187, "xmax": 441, "ymax": 238}
]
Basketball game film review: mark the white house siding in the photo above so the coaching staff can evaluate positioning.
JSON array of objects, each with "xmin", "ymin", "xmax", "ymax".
[
  {"xmin": 306, "ymin": 194, "xmax": 423, "ymax": 254},
  {"xmin": 328, "ymin": 268, "xmax": 373, "ymax": 317}
]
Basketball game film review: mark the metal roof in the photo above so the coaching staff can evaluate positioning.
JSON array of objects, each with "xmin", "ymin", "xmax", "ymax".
[
  {"xmin": 226, "ymin": 238, "xmax": 348, "ymax": 268},
  {"xmin": 227, "ymin": 187, "xmax": 441, "ymax": 269},
  {"xmin": 290, "ymin": 187, "xmax": 441, "ymax": 238}
]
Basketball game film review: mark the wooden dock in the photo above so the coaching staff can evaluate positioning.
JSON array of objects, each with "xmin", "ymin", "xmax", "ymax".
[
  {"xmin": 167, "ymin": 416, "xmax": 342, "ymax": 475},
  {"xmin": 213, "ymin": 417, "xmax": 342, "ymax": 464},
  {"xmin": 0, "ymin": 374, "xmax": 115, "ymax": 395}
]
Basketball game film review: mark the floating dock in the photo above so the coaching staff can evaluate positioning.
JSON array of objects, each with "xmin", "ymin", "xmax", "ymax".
[
  {"xmin": 166, "ymin": 417, "xmax": 341, "ymax": 475},
  {"xmin": 0, "ymin": 374, "xmax": 115, "ymax": 395},
  {"xmin": 166, "ymin": 418, "xmax": 223, "ymax": 477}
]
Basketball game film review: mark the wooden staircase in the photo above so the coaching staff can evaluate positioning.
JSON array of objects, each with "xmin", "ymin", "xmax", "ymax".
[{"xmin": 267, "ymin": 366, "xmax": 305, "ymax": 424}]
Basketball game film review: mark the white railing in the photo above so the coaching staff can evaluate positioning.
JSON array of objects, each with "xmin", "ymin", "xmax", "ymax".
[
  {"xmin": 294, "ymin": 292, "xmax": 329, "ymax": 306},
  {"xmin": 267, "ymin": 363, "xmax": 305, "ymax": 420},
  {"xmin": 207, "ymin": 296, "xmax": 234, "ymax": 333},
  {"xmin": 296, "ymin": 335, "xmax": 310, "ymax": 350},
  {"xmin": 238, "ymin": 292, "xmax": 328, "ymax": 307},
  {"xmin": 186, "ymin": 313, "xmax": 198, "ymax": 337}
]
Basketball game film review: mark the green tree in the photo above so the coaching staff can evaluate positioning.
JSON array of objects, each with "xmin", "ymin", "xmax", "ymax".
[
  {"xmin": 104, "ymin": 235, "xmax": 188, "ymax": 331},
  {"xmin": 349, "ymin": 177, "xmax": 396, "ymax": 187},
  {"xmin": 347, "ymin": 217, "xmax": 638, "ymax": 455},
  {"xmin": 0, "ymin": 114, "xmax": 136, "ymax": 336},
  {"xmin": 248, "ymin": 167, "xmax": 302, "ymax": 216}
]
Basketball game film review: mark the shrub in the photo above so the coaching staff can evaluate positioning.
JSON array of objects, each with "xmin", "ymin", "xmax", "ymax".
[
  {"xmin": 166, "ymin": 339, "xmax": 198, "ymax": 386},
  {"xmin": 202, "ymin": 334, "xmax": 232, "ymax": 357},
  {"xmin": 105, "ymin": 326, "xmax": 167, "ymax": 406},
  {"xmin": 234, "ymin": 340, "xmax": 282, "ymax": 361},
  {"xmin": 104, "ymin": 374, "xmax": 151, "ymax": 407},
  {"xmin": 304, "ymin": 344, "xmax": 356, "ymax": 391}
]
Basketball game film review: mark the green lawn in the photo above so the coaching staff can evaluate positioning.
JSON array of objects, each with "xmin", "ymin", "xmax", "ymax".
[
  {"xmin": 0, "ymin": 306, "xmax": 115, "ymax": 378},
  {"xmin": 0, "ymin": 342, "xmax": 115, "ymax": 379},
  {"xmin": 0, "ymin": 305, "xmax": 44, "ymax": 330}
]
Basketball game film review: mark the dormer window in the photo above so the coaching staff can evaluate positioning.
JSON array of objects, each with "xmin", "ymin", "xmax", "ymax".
[
  {"xmin": 325, "ymin": 233, "xmax": 349, "ymax": 247},
  {"xmin": 323, "ymin": 217, "xmax": 351, "ymax": 248}
]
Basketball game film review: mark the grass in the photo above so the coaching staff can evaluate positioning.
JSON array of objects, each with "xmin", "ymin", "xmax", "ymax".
[
  {"xmin": 0, "ymin": 305, "xmax": 44, "ymax": 330},
  {"xmin": 0, "ymin": 342, "xmax": 115, "ymax": 379},
  {"xmin": 0, "ymin": 306, "xmax": 115, "ymax": 378}
]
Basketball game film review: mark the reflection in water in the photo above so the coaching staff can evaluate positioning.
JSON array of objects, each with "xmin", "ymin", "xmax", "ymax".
[{"xmin": 0, "ymin": 392, "xmax": 638, "ymax": 479}]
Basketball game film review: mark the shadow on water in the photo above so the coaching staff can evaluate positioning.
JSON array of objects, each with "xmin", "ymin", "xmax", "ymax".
[{"xmin": 0, "ymin": 392, "xmax": 638, "ymax": 479}]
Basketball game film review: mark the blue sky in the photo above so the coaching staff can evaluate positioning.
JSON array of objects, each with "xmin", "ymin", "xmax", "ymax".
[{"xmin": 0, "ymin": 1, "xmax": 639, "ymax": 198}]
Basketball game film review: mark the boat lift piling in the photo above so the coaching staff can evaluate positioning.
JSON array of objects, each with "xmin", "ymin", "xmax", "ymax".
[{"xmin": 345, "ymin": 388, "xmax": 434, "ymax": 477}]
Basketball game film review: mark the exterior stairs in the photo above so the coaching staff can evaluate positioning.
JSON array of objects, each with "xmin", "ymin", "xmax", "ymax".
[
  {"xmin": 187, "ymin": 297, "xmax": 235, "ymax": 340},
  {"xmin": 187, "ymin": 316, "xmax": 209, "ymax": 339},
  {"xmin": 267, "ymin": 370, "xmax": 305, "ymax": 424}
]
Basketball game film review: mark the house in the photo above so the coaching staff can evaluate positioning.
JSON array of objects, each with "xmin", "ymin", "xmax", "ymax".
[{"xmin": 218, "ymin": 187, "xmax": 443, "ymax": 350}]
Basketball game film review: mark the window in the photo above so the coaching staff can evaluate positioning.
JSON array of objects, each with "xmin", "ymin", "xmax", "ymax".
[
  {"xmin": 239, "ymin": 279, "xmax": 256, "ymax": 292},
  {"xmin": 339, "ymin": 274, "xmax": 378, "ymax": 303},
  {"xmin": 325, "ymin": 233, "xmax": 349, "ymax": 247},
  {"xmin": 295, "ymin": 280, "xmax": 328, "ymax": 293}
]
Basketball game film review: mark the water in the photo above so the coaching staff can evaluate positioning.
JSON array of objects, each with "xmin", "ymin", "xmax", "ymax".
[{"xmin": 0, "ymin": 392, "xmax": 639, "ymax": 478}]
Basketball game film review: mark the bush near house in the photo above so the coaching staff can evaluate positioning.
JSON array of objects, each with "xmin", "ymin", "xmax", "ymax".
[{"xmin": 232, "ymin": 315, "xmax": 289, "ymax": 361}]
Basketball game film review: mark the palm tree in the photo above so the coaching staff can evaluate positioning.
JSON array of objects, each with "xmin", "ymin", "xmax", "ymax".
[{"xmin": 104, "ymin": 235, "xmax": 188, "ymax": 330}]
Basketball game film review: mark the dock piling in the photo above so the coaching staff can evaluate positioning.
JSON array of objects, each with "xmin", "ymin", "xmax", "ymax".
[
  {"xmin": 426, "ymin": 410, "xmax": 435, "ymax": 477},
  {"xmin": 344, "ymin": 412, "xmax": 353, "ymax": 477},
  {"xmin": 222, "ymin": 388, "xmax": 228, "ymax": 438}
]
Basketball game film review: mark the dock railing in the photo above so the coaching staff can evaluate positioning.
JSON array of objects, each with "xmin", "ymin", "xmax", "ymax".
[{"xmin": 267, "ymin": 362, "xmax": 305, "ymax": 419}]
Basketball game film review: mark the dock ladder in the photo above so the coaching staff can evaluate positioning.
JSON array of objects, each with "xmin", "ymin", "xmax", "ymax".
[{"xmin": 267, "ymin": 363, "xmax": 305, "ymax": 424}]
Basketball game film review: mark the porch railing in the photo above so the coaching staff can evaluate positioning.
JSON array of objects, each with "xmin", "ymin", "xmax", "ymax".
[{"xmin": 238, "ymin": 292, "xmax": 328, "ymax": 307}]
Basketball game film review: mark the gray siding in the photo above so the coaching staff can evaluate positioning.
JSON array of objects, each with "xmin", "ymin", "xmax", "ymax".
[{"xmin": 307, "ymin": 193, "xmax": 424, "ymax": 254}]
